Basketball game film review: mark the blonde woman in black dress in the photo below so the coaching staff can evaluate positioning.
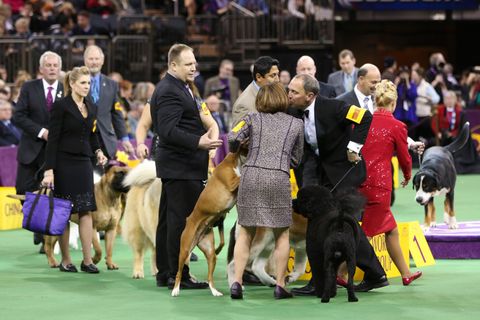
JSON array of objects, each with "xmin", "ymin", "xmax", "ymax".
[
  {"xmin": 228, "ymin": 82, "xmax": 304, "ymax": 299},
  {"xmin": 41, "ymin": 66, "xmax": 108, "ymax": 274}
]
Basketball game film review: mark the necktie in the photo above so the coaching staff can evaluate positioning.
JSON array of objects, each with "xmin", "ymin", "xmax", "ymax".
[
  {"xmin": 91, "ymin": 77, "xmax": 99, "ymax": 103},
  {"xmin": 7, "ymin": 122, "xmax": 21, "ymax": 140},
  {"xmin": 363, "ymin": 96, "xmax": 369, "ymax": 111},
  {"xmin": 345, "ymin": 74, "xmax": 353, "ymax": 92},
  {"xmin": 448, "ymin": 110, "xmax": 456, "ymax": 131},
  {"xmin": 46, "ymin": 86, "xmax": 53, "ymax": 111},
  {"xmin": 185, "ymin": 84, "xmax": 194, "ymax": 100}
]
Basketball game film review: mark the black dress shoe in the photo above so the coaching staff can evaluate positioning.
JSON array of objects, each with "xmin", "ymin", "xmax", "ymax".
[
  {"xmin": 59, "ymin": 263, "xmax": 78, "ymax": 273},
  {"xmin": 274, "ymin": 285, "xmax": 293, "ymax": 299},
  {"xmin": 354, "ymin": 276, "xmax": 389, "ymax": 292},
  {"xmin": 190, "ymin": 252, "xmax": 198, "ymax": 262},
  {"xmin": 167, "ymin": 276, "xmax": 208, "ymax": 289},
  {"xmin": 291, "ymin": 282, "xmax": 315, "ymax": 296},
  {"xmin": 230, "ymin": 282, "xmax": 243, "ymax": 299},
  {"xmin": 156, "ymin": 274, "xmax": 169, "ymax": 287},
  {"xmin": 80, "ymin": 261, "xmax": 100, "ymax": 274}
]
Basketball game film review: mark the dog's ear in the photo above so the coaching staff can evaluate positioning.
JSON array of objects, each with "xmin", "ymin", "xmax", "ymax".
[{"xmin": 336, "ymin": 188, "xmax": 366, "ymax": 218}]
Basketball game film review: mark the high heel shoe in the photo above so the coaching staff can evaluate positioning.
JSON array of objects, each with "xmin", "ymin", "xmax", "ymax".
[
  {"xmin": 230, "ymin": 282, "xmax": 243, "ymax": 299},
  {"xmin": 274, "ymin": 285, "xmax": 293, "ymax": 299},
  {"xmin": 336, "ymin": 276, "xmax": 348, "ymax": 288},
  {"xmin": 402, "ymin": 271, "xmax": 422, "ymax": 286}
]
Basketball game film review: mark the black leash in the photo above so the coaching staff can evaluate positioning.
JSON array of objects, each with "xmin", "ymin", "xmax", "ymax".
[{"xmin": 330, "ymin": 162, "xmax": 358, "ymax": 193}]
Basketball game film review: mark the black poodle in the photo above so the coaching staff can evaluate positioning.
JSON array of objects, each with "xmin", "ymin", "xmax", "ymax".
[{"xmin": 293, "ymin": 185, "xmax": 365, "ymax": 303}]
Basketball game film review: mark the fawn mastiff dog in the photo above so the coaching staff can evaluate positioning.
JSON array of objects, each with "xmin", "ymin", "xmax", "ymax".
[{"xmin": 171, "ymin": 151, "xmax": 241, "ymax": 297}]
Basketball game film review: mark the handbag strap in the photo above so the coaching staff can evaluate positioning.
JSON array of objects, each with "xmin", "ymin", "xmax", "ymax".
[
  {"xmin": 44, "ymin": 188, "xmax": 56, "ymax": 233},
  {"xmin": 25, "ymin": 187, "xmax": 49, "ymax": 229}
]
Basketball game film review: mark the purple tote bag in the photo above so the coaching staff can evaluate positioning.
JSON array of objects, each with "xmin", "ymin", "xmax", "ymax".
[{"xmin": 22, "ymin": 189, "xmax": 72, "ymax": 236}]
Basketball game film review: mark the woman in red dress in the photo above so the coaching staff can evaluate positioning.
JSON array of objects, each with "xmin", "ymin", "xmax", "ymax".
[{"xmin": 360, "ymin": 79, "xmax": 422, "ymax": 285}]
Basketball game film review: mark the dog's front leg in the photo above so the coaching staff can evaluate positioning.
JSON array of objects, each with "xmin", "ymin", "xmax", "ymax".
[
  {"xmin": 44, "ymin": 235, "xmax": 59, "ymax": 268},
  {"xmin": 104, "ymin": 227, "xmax": 119, "ymax": 270},
  {"xmin": 345, "ymin": 257, "xmax": 358, "ymax": 302},
  {"xmin": 287, "ymin": 240, "xmax": 307, "ymax": 283},
  {"xmin": 91, "ymin": 228, "xmax": 102, "ymax": 265}
]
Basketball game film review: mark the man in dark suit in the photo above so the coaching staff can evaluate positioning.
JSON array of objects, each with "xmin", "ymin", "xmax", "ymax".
[
  {"xmin": 12, "ymin": 51, "xmax": 63, "ymax": 252},
  {"xmin": 336, "ymin": 63, "xmax": 381, "ymax": 114},
  {"xmin": 0, "ymin": 100, "xmax": 21, "ymax": 146},
  {"xmin": 13, "ymin": 51, "xmax": 63, "ymax": 195},
  {"xmin": 151, "ymin": 44, "xmax": 223, "ymax": 289},
  {"xmin": 296, "ymin": 55, "xmax": 336, "ymax": 98},
  {"xmin": 287, "ymin": 74, "xmax": 389, "ymax": 295},
  {"xmin": 83, "ymin": 45, "xmax": 134, "ymax": 159}
]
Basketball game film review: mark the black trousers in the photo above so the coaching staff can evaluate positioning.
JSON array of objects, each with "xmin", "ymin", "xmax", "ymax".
[
  {"xmin": 297, "ymin": 152, "xmax": 386, "ymax": 281},
  {"xmin": 15, "ymin": 149, "xmax": 45, "ymax": 195},
  {"xmin": 155, "ymin": 179, "xmax": 204, "ymax": 280}
]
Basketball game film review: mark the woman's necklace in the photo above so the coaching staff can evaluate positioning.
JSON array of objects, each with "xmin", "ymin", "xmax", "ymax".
[{"xmin": 72, "ymin": 94, "xmax": 87, "ymax": 117}]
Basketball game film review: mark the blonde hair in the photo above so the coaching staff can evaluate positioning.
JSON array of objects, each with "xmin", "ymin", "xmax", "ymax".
[
  {"xmin": 375, "ymin": 79, "xmax": 398, "ymax": 109},
  {"xmin": 64, "ymin": 66, "xmax": 90, "ymax": 96}
]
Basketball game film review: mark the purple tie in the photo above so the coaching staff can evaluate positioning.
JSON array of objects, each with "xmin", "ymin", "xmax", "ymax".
[{"xmin": 46, "ymin": 87, "xmax": 53, "ymax": 111}]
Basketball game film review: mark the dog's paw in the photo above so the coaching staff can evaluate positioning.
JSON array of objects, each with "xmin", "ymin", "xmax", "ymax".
[
  {"xmin": 171, "ymin": 287, "xmax": 180, "ymax": 297},
  {"xmin": 348, "ymin": 296, "xmax": 359, "ymax": 302},
  {"xmin": 448, "ymin": 216, "xmax": 458, "ymax": 229},
  {"xmin": 429, "ymin": 221, "xmax": 437, "ymax": 228},
  {"xmin": 107, "ymin": 263, "xmax": 119, "ymax": 270},
  {"xmin": 210, "ymin": 286, "xmax": 223, "ymax": 297},
  {"xmin": 421, "ymin": 225, "xmax": 430, "ymax": 233},
  {"xmin": 132, "ymin": 270, "xmax": 145, "ymax": 279}
]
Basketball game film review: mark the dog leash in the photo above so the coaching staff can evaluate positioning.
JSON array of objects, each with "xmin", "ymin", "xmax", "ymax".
[{"xmin": 330, "ymin": 163, "xmax": 358, "ymax": 193}]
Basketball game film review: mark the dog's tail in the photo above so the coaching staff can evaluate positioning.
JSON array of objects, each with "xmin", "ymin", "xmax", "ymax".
[
  {"xmin": 333, "ymin": 188, "xmax": 366, "ymax": 243},
  {"xmin": 444, "ymin": 122, "xmax": 470, "ymax": 154},
  {"xmin": 122, "ymin": 160, "xmax": 156, "ymax": 188},
  {"xmin": 226, "ymin": 223, "xmax": 236, "ymax": 263}
]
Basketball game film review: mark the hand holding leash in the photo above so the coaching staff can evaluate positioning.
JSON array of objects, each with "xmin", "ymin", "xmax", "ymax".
[
  {"xmin": 409, "ymin": 141, "xmax": 425, "ymax": 155},
  {"xmin": 41, "ymin": 169, "xmax": 54, "ymax": 188},
  {"xmin": 96, "ymin": 150, "xmax": 108, "ymax": 166},
  {"xmin": 347, "ymin": 149, "xmax": 361, "ymax": 164},
  {"xmin": 136, "ymin": 143, "xmax": 149, "ymax": 160}
]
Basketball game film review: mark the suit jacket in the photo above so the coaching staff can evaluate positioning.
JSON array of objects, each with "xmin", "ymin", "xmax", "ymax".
[
  {"xmin": 231, "ymin": 82, "xmax": 258, "ymax": 126},
  {"xmin": 204, "ymin": 75, "xmax": 240, "ymax": 107},
  {"xmin": 13, "ymin": 79, "xmax": 64, "ymax": 164},
  {"xmin": 88, "ymin": 74, "xmax": 127, "ymax": 158},
  {"xmin": 151, "ymin": 73, "xmax": 208, "ymax": 180},
  {"xmin": 44, "ymin": 95, "xmax": 100, "ymax": 170},
  {"xmin": 336, "ymin": 90, "xmax": 360, "ymax": 107},
  {"xmin": 327, "ymin": 68, "xmax": 358, "ymax": 97},
  {"xmin": 319, "ymin": 81, "xmax": 337, "ymax": 98},
  {"xmin": 308, "ymin": 96, "xmax": 372, "ymax": 189},
  {"xmin": 0, "ymin": 121, "xmax": 21, "ymax": 146}
]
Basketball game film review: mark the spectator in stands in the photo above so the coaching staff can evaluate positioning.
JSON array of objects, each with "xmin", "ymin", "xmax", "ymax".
[
  {"xmin": 13, "ymin": 16, "xmax": 30, "ymax": 37},
  {"xmin": 466, "ymin": 67, "xmax": 480, "ymax": 109},
  {"xmin": 393, "ymin": 66, "xmax": 418, "ymax": 127},
  {"xmin": 9, "ymin": 70, "xmax": 31, "ymax": 105},
  {"xmin": 206, "ymin": 94, "xmax": 227, "ymax": 134},
  {"xmin": 431, "ymin": 90, "xmax": 466, "ymax": 146},
  {"xmin": 86, "ymin": 0, "xmax": 117, "ymax": 17},
  {"xmin": 72, "ymin": 10, "xmax": 96, "ymax": 36},
  {"xmin": 232, "ymin": 55, "xmax": 279, "ymax": 125},
  {"xmin": 0, "ymin": 99, "xmax": 21, "ymax": 146},
  {"xmin": 205, "ymin": 0, "xmax": 231, "ymax": 16},
  {"xmin": 327, "ymin": 49, "xmax": 359, "ymax": 97},
  {"xmin": 286, "ymin": 0, "xmax": 316, "ymax": 39},
  {"xmin": 29, "ymin": 1, "xmax": 55, "ymax": 34},
  {"xmin": 410, "ymin": 67, "xmax": 440, "ymax": 146},
  {"xmin": 382, "ymin": 56, "xmax": 397, "ymax": 82},
  {"xmin": 296, "ymin": 55, "xmax": 336, "ymax": 98},
  {"xmin": 127, "ymin": 99, "xmax": 144, "ymax": 138},
  {"xmin": 279, "ymin": 69, "xmax": 291, "ymax": 91},
  {"xmin": 3, "ymin": 1, "xmax": 23, "ymax": 17},
  {"xmin": 83, "ymin": 45, "xmax": 134, "ymax": 158},
  {"xmin": 108, "ymin": 71, "xmax": 123, "ymax": 83},
  {"xmin": 0, "ymin": 4, "xmax": 15, "ymax": 35},
  {"xmin": 204, "ymin": 59, "xmax": 240, "ymax": 113},
  {"xmin": 133, "ymin": 81, "xmax": 155, "ymax": 104},
  {"xmin": 426, "ymin": 52, "xmax": 455, "ymax": 104},
  {"xmin": 119, "ymin": 79, "xmax": 133, "ymax": 111},
  {"xmin": 0, "ymin": 65, "xmax": 8, "ymax": 82},
  {"xmin": 0, "ymin": 85, "xmax": 12, "ymax": 102}
]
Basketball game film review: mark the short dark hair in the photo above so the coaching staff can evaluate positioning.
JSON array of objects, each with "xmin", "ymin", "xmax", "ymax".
[
  {"xmin": 256, "ymin": 82, "xmax": 289, "ymax": 114},
  {"xmin": 252, "ymin": 56, "xmax": 279, "ymax": 81},
  {"xmin": 293, "ymin": 74, "xmax": 320, "ymax": 96}
]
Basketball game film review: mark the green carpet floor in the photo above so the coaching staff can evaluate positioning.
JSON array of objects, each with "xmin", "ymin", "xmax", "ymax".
[{"xmin": 1, "ymin": 173, "xmax": 480, "ymax": 320}]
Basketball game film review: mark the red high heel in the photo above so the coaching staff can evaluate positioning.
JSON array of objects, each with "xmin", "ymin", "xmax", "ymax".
[
  {"xmin": 402, "ymin": 271, "xmax": 422, "ymax": 286},
  {"xmin": 336, "ymin": 276, "xmax": 348, "ymax": 288}
]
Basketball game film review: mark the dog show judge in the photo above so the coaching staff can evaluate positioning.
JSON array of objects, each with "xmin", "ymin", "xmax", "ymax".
[
  {"xmin": 151, "ymin": 44, "xmax": 223, "ymax": 290},
  {"xmin": 287, "ymin": 74, "xmax": 389, "ymax": 295}
]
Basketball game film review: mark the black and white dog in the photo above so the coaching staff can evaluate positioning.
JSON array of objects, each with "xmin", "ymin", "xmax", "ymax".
[
  {"xmin": 293, "ymin": 185, "xmax": 365, "ymax": 303},
  {"xmin": 413, "ymin": 122, "xmax": 470, "ymax": 230}
]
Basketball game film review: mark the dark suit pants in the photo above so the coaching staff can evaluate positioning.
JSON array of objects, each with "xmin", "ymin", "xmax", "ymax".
[
  {"xmin": 15, "ymin": 149, "xmax": 45, "ymax": 195},
  {"xmin": 155, "ymin": 179, "xmax": 204, "ymax": 281}
]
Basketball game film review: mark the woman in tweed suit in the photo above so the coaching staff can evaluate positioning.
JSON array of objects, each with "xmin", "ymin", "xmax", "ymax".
[{"xmin": 228, "ymin": 82, "xmax": 304, "ymax": 299}]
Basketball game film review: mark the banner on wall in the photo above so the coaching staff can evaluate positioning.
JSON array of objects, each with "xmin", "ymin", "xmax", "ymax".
[{"xmin": 335, "ymin": 0, "xmax": 479, "ymax": 11}]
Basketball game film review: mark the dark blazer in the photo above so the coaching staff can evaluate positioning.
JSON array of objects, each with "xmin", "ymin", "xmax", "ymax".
[
  {"xmin": 319, "ymin": 81, "xmax": 337, "ymax": 99},
  {"xmin": 0, "ymin": 121, "xmax": 21, "ymax": 146},
  {"xmin": 13, "ymin": 79, "xmax": 64, "ymax": 164},
  {"xmin": 151, "ymin": 73, "xmax": 208, "ymax": 180},
  {"xmin": 44, "ymin": 95, "xmax": 100, "ymax": 170},
  {"xmin": 336, "ymin": 89, "xmax": 360, "ymax": 107},
  {"xmin": 88, "ymin": 74, "xmax": 128, "ymax": 158}
]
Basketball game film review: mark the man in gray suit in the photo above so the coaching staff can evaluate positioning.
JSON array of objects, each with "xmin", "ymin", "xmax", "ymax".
[
  {"xmin": 204, "ymin": 59, "xmax": 240, "ymax": 111},
  {"xmin": 327, "ymin": 49, "xmax": 359, "ymax": 97},
  {"xmin": 231, "ymin": 56, "xmax": 279, "ymax": 126},
  {"xmin": 83, "ymin": 45, "xmax": 134, "ymax": 158}
]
